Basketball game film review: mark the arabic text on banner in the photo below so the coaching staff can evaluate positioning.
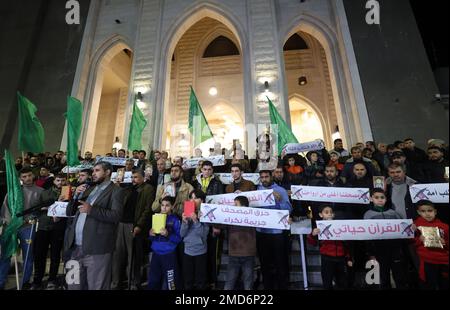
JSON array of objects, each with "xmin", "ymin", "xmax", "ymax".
[
  {"xmin": 291, "ymin": 185, "xmax": 370, "ymax": 204},
  {"xmin": 282, "ymin": 140, "xmax": 325, "ymax": 155},
  {"xmin": 182, "ymin": 155, "xmax": 225, "ymax": 169},
  {"xmin": 95, "ymin": 156, "xmax": 138, "ymax": 167},
  {"xmin": 215, "ymin": 173, "xmax": 260, "ymax": 185},
  {"xmin": 206, "ymin": 190, "xmax": 275, "ymax": 207},
  {"xmin": 316, "ymin": 219, "xmax": 415, "ymax": 240},
  {"xmin": 200, "ymin": 203, "xmax": 290, "ymax": 230},
  {"xmin": 47, "ymin": 202, "xmax": 73, "ymax": 218},
  {"xmin": 409, "ymin": 183, "xmax": 449, "ymax": 203},
  {"xmin": 62, "ymin": 164, "xmax": 93, "ymax": 173}
]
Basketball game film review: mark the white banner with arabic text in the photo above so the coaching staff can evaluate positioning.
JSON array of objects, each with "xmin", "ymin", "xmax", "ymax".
[
  {"xmin": 316, "ymin": 219, "xmax": 414, "ymax": 240},
  {"xmin": 291, "ymin": 185, "xmax": 370, "ymax": 204},
  {"xmin": 200, "ymin": 203, "xmax": 290, "ymax": 230},
  {"xmin": 206, "ymin": 190, "xmax": 274, "ymax": 207},
  {"xmin": 215, "ymin": 173, "xmax": 260, "ymax": 185},
  {"xmin": 409, "ymin": 183, "xmax": 449, "ymax": 203}
]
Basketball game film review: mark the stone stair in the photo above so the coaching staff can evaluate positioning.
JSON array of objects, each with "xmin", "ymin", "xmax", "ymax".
[{"xmin": 216, "ymin": 233, "xmax": 323, "ymax": 290}]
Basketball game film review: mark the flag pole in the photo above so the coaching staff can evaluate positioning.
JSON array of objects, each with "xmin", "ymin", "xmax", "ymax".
[{"xmin": 13, "ymin": 255, "xmax": 20, "ymax": 290}]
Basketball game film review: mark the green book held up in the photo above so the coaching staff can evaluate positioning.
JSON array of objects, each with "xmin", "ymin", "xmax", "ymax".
[{"xmin": 152, "ymin": 213, "xmax": 167, "ymax": 234}]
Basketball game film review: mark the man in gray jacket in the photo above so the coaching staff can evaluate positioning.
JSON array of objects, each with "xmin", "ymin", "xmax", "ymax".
[{"xmin": 65, "ymin": 162, "xmax": 124, "ymax": 290}]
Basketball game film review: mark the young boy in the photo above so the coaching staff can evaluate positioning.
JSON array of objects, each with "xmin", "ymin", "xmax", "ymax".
[
  {"xmin": 414, "ymin": 200, "xmax": 449, "ymax": 290},
  {"xmin": 148, "ymin": 196, "xmax": 182, "ymax": 290},
  {"xmin": 309, "ymin": 205, "xmax": 352, "ymax": 290},
  {"xmin": 180, "ymin": 189, "xmax": 210, "ymax": 290},
  {"xmin": 363, "ymin": 188, "xmax": 407, "ymax": 289},
  {"xmin": 224, "ymin": 196, "xmax": 256, "ymax": 290}
]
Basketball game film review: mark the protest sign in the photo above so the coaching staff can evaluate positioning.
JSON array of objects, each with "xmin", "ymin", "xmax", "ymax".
[
  {"xmin": 409, "ymin": 183, "xmax": 449, "ymax": 203},
  {"xmin": 182, "ymin": 155, "xmax": 225, "ymax": 169},
  {"xmin": 206, "ymin": 190, "xmax": 274, "ymax": 207},
  {"xmin": 111, "ymin": 171, "xmax": 132, "ymax": 183},
  {"xmin": 291, "ymin": 185, "xmax": 370, "ymax": 204},
  {"xmin": 215, "ymin": 173, "xmax": 260, "ymax": 185},
  {"xmin": 47, "ymin": 202, "xmax": 72, "ymax": 218},
  {"xmin": 95, "ymin": 156, "xmax": 138, "ymax": 167},
  {"xmin": 282, "ymin": 140, "xmax": 325, "ymax": 155},
  {"xmin": 200, "ymin": 203, "xmax": 290, "ymax": 230},
  {"xmin": 316, "ymin": 219, "xmax": 415, "ymax": 240}
]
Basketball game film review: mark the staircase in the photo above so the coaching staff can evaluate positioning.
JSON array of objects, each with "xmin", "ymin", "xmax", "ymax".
[{"xmin": 216, "ymin": 234, "xmax": 323, "ymax": 290}]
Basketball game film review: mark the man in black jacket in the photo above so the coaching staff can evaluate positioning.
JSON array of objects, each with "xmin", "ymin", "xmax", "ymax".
[
  {"xmin": 65, "ymin": 162, "xmax": 124, "ymax": 290},
  {"xmin": 422, "ymin": 146, "xmax": 448, "ymax": 183},
  {"xmin": 310, "ymin": 165, "xmax": 347, "ymax": 219},
  {"xmin": 403, "ymin": 138, "xmax": 428, "ymax": 165},
  {"xmin": 32, "ymin": 174, "xmax": 67, "ymax": 290}
]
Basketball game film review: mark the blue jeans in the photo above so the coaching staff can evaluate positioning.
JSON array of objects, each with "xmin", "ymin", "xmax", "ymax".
[
  {"xmin": 0, "ymin": 225, "xmax": 35, "ymax": 288},
  {"xmin": 224, "ymin": 256, "xmax": 255, "ymax": 290}
]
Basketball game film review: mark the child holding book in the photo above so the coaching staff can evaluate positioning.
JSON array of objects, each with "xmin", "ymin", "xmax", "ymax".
[
  {"xmin": 180, "ymin": 189, "xmax": 210, "ymax": 290},
  {"xmin": 414, "ymin": 200, "xmax": 449, "ymax": 290},
  {"xmin": 148, "ymin": 196, "xmax": 181, "ymax": 290}
]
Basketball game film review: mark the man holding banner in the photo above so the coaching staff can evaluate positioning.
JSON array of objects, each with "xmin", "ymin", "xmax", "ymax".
[{"xmin": 256, "ymin": 170, "xmax": 292, "ymax": 290}]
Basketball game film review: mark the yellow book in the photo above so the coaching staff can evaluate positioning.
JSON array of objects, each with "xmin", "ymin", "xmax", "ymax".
[{"xmin": 152, "ymin": 214, "xmax": 167, "ymax": 234}]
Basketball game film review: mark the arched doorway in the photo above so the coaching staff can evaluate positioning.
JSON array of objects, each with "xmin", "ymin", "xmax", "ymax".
[
  {"xmin": 283, "ymin": 31, "xmax": 334, "ymax": 147},
  {"xmin": 289, "ymin": 96, "xmax": 325, "ymax": 143},
  {"xmin": 163, "ymin": 17, "xmax": 245, "ymax": 157},
  {"xmin": 282, "ymin": 15, "xmax": 373, "ymax": 148},
  {"xmin": 79, "ymin": 40, "xmax": 133, "ymax": 156},
  {"xmin": 153, "ymin": 4, "xmax": 252, "ymax": 157}
]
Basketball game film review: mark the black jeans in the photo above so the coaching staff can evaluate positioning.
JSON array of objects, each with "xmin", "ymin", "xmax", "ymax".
[
  {"xmin": 375, "ymin": 245, "xmax": 407, "ymax": 289},
  {"xmin": 256, "ymin": 232, "xmax": 289, "ymax": 290},
  {"xmin": 422, "ymin": 263, "xmax": 449, "ymax": 290},
  {"xmin": 321, "ymin": 255, "xmax": 347, "ymax": 290},
  {"xmin": 33, "ymin": 229, "xmax": 64, "ymax": 284},
  {"xmin": 183, "ymin": 253, "xmax": 207, "ymax": 290}
]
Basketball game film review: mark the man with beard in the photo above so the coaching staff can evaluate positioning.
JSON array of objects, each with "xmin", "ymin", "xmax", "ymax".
[
  {"xmin": 342, "ymin": 147, "xmax": 376, "ymax": 181},
  {"xmin": 32, "ymin": 175, "xmax": 68, "ymax": 290},
  {"xmin": 81, "ymin": 151, "xmax": 95, "ymax": 166},
  {"xmin": 0, "ymin": 167, "xmax": 44, "ymax": 290},
  {"xmin": 111, "ymin": 169, "xmax": 155, "ymax": 290},
  {"xmin": 256, "ymin": 170, "xmax": 292, "ymax": 290},
  {"xmin": 423, "ymin": 146, "xmax": 449, "ymax": 183},
  {"xmin": 65, "ymin": 162, "xmax": 125, "ymax": 290},
  {"xmin": 152, "ymin": 165, "xmax": 193, "ymax": 217},
  {"xmin": 310, "ymin": 165, "xmax": 347, "ymax": 219},
  {"xmin": 225, "ymin": 164, "xmax": 255, "ymax": 194}
]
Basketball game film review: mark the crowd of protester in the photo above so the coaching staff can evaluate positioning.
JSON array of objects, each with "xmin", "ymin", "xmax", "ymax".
[{"xmin": 0, "ymin": 136, "xmax": 448, "ymax": 290}]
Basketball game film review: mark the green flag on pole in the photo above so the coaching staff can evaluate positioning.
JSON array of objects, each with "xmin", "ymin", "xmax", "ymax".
[
  {"xmin": 17, "ymin": 92, "xmax": 45, "ymax": 153},
  {"xmin": 267, "ymin": 96, "xmax": 299, "ymax": 154},
  {"xmin": 0, "ymin": 150, "xmax": 24, "ymax": 259},
  {"xmin": 127, "ymin": 99, "xmax": 147, "ymax": 151},
  {"xmin": 65, "ymin": 97, "xmax": 83, "ymax": 167},
  {"xmin": 188, "ymin": 86, "xmax": 214, "ymax": 147}
]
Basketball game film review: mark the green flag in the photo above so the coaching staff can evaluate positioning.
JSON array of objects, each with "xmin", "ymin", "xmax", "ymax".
[
  {"xmin": 188, "ymin": 86, "xmax": 214, "ymax": 147},
  {"xmin": 65, "ymin": 97, "xmax": 83, "ymax": 167},
  {"xmin": 267, "ymin": 96, "xmax": 299, "ymax": 154},
  {"xmin": 127, "ymin": 100, "xmax": 147, "ymax": 151},
  {"xmin": 17, "ymin": 92, "xmax": 45, "ymax": 153},
  {"xmin": 0, "ymin": 150, "xmax": 24, "ymax": 259}
]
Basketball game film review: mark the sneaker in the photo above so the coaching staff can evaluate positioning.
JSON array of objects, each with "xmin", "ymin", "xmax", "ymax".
[{"xmin": 46, "ymin": 281, "xmax": 57, "ymax": 290}]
